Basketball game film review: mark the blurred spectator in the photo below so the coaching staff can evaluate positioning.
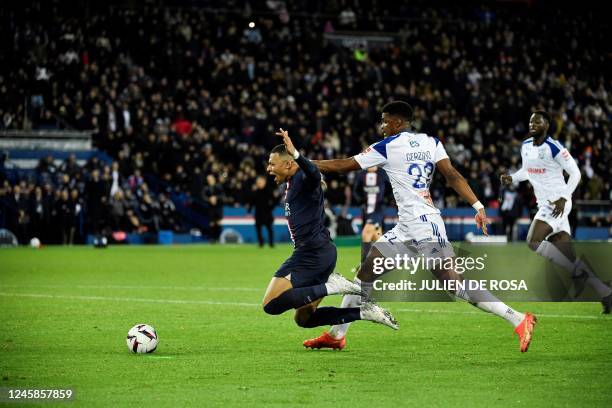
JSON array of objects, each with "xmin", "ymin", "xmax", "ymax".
[
  {"xmin": 499, "ymin": 185, "xmax": 522, "ymax": 242},
  {"xmin": 159, "ymin": 193, "xmax": 179, "ymax": 231},
  {"xmin": 248, "ymin": 175, "xmax": 278, "ymax": 248},
  {"xmin": 0, "ymin": 1, "xmax": 609, "ymax": 244}
]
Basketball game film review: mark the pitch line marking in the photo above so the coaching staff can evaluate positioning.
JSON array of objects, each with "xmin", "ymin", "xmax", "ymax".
[
  {"xmin": 0, "ymin": 292, "xmax": 605, "ymax": 320},
  {"xmin": 0, "ymin": 292, "xmax": 260, "ymax": 307},
  {"xmin": 0, "ymin": 284, "xmax": 260, "ymax": 292},
  {"xmin": 395, "ymin": 308, "xmax": 602, "ymax": 320}
]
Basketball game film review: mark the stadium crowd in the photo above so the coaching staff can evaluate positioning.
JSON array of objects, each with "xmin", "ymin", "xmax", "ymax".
[
  {"xmin": 0, "ymin": 153, "xmax": 182, "ymax": 244},
  {"xmin": 0, "ymin": 0, "xmax": 610, "ymax": 243}
]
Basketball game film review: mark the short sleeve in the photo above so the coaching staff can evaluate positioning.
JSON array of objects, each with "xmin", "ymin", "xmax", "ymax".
[
  {"xmin": 433, "ymin": 138, "xmax": 449, "ymax": 162},
  {"xmin": 353, "ymin": 143, "xmax": 387, "ymax": 169}
]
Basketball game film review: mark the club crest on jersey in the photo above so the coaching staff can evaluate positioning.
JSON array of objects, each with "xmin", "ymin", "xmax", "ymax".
[
  {"xmin": 410, "ymin": 140, "xmax": 420, "ymax": 147},
  {"xmin": 538, "ymin": 150, "xmax": 546, "ymax": 159}
]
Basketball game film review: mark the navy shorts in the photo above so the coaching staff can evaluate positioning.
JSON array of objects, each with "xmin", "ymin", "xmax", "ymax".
[
  {"xmin": 274, "ymin": 242, "xmax": 337, "ymax": 288},
  {"xmin": 364, "ymin": 211, "xmax": 384, "ymax": 229}
]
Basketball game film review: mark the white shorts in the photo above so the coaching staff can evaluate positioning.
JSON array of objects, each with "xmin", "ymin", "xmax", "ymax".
[
  {"xmin": 374, "ymin": 213, "xmax": 455, "ymax": 260},
  {"xmin": 533, "ymin": 200, "xmax": 572, "ymax": 237}
]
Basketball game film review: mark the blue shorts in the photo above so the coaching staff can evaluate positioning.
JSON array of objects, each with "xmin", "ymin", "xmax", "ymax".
[
  {"xmin": 363, "ymin": 211, "xmax": 384, "ymax": 229},
  {"xmin": 274, "ymin": 242, "xmax": 337, "ymax": 288}
]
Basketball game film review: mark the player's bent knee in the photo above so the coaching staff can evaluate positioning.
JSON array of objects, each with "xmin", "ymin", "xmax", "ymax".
[
  {"xmin": 294, "ymin": 313, "xmax": 309, "ymax": 328},
  {"xmin": 527, "ymin": 240, "xmax": 541, "ymax": 251},
  {"xmin": 294, "ymin": 307, "xmax": 315, "ymax": 327},
  {"xmin": 263, "ymin": 300, "xmax": 284, "ymax": 315},
  {"xmin": 526, "ymin": 233, "xmax": 543, "ymax": 251}
]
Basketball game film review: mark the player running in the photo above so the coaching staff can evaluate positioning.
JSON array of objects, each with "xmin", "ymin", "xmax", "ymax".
[
  {"xmin": 353, "ymin": 166, "xmax": 387, "ymax": 262},
  {"xmin": 500, "ymin": 111, "xmax": 612, "ymax": 313},
  {"xmin": 262, "ymin": 129, "xmax": 399, "ymax": 331},
  {"xmin": 303, "ymin": 101, "xmax": 537, "ymax": 352}
]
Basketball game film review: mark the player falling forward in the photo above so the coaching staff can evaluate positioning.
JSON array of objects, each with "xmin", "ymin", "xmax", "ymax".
[
  {"xmin": 501, "ymin": 111, "xmax": 612, "ymax": 313},
  {"xmin": 262, "ymin": 129, "xmax": 399, "ymax": 331},
  {"xmin": 353, "ymin": 166, "xmax": 387, "ymax": 262},
  {"xmin": 304, "ymin": 101, "xmax": 536, "ymax": 352}
]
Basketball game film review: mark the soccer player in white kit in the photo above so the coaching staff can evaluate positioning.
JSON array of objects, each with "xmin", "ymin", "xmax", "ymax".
[
  {"xmin": 501, "ymin": 111, "xmax": 611, "ymax": 313},
  {"xmin": 304, "ymin": 101, "xmax": 537, "ymax": 352}
]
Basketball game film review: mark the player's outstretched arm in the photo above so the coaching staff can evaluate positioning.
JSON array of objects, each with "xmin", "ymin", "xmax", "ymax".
[
  {"xmin": 501, "ymin": 167, "xmax": 528, "ymax": 186},
  {"xmin": 311, "ymin": 158, "xmax": 361, "ymax": 174},
  {"xmin": 437, "ymin": 158, "xmax": 489, "ymax": 235}
]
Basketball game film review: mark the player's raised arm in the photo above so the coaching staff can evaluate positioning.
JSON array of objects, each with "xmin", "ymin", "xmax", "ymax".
[
  {"xmin": 437, "ymin": 158, "xmax": 489, "ymax": 236},
  {"xmin": 275, "ymin": 128, "xmax": 321, "ymax": 188}
]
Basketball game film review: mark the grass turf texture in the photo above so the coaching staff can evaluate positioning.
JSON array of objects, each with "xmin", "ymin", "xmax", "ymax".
[{"xmin": 1, "ymin": 245, "xmax": 611, "ymax": 407}]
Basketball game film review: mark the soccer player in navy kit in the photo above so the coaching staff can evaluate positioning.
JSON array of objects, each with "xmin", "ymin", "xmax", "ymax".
[
  {"xmin": 353, "ymin": 166, "xmax": 387, "ymax": 261},
  {"xmin": 262, "ymin": 129, "xmax": 398, "ymax": 332}
]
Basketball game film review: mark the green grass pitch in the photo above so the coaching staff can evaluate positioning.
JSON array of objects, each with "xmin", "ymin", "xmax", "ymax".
[{"xmin": 1, "ymin": 245, "xmax": 611, "ymax": 407}]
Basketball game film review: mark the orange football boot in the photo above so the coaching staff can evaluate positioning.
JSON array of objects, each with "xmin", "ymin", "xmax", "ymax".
[
  {"xmin": 303, "ymin": 332, "xmax": 346, "ymax": 350},
  {"xmin": 514, "ymin": 313, "xmax": 537, "ymax": 352}
]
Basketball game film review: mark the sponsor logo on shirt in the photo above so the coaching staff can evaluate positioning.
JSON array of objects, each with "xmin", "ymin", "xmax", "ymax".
[
  {"xmin": 410, "ymin": 140, "xmax": 420, "ymax": 147},
  {"xmin": 528, "ymin": 168, "xmax": 546, "ymax": 174}
]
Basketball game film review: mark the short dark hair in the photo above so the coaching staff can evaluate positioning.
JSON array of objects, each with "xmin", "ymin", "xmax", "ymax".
[
  {"xmin": 271, "ymin": 144, "xmax": 290, "ymax": 157},
  {"xmin": 382, "ymin": 101, "xmax": 414, "ymax": 121},
  {"xmin": 532, "ymin": 110, "xmax": 551, "ymax": 125}
]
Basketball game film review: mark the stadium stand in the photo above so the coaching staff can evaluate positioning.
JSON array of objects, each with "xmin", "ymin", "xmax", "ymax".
[{"xmin": 0, "ymin": 0, "xmax": 609, "ymax": 244}]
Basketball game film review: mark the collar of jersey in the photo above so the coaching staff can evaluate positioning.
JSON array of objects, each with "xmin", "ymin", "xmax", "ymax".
[
  {"xmin": 533, "ymin": 134, "xmax": 551, "ymax": 146},
  {"xmin": 387, "ymin": 131, "xmax": 409, "ymax": 138}
]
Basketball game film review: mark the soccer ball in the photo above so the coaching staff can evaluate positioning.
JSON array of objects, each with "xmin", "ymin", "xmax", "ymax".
[
  {"xmin": 93, "ymin": 235, "xmax": 108, "ymax": 248},
  {"xmin": 30, "ymin": 237, "xmax": 41, "ymax": 248},
  {"xmin": 126, "ymin": 324, "xmax": 158, "ymax": 353}
]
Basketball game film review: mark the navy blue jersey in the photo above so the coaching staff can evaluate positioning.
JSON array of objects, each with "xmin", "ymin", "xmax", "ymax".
[
  {"xmin": 283, "ymin": 155, "xmax": 331, "ymax": 249},
  {"xmin": 353, "ymin": 168, "xmax": 387, "ymax": 219}
]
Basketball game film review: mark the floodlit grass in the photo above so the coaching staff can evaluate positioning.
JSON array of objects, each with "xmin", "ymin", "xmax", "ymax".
[{"xmin": 1, "ymin": 245, "xmax": 611, "ymax": 407}]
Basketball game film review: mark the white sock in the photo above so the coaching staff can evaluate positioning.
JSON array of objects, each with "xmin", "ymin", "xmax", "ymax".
[
  {"xmin": 361, "ymin": 279, "xmax": 374, "ymax": 300},
  {"xmin": 535, "ymin": 241, "xmax": 575, "ymax": 273},
  {"xmin": 537, "ymin": 242, "xmax": 612, "ymax": 298},
  {"xmin": 575, "ymin": 259, "xmax": 612, "ymax": 297},
  {"xmin": 456, "ymin": 283, "xmax": 525, "ymax": 328},
  {"xmin": 324, "ymin": 281, "xmax": 337, "ymax": 295},
  {"xmin": 328, "ymin": 278, "xmax": 364, "ymax": 340}
]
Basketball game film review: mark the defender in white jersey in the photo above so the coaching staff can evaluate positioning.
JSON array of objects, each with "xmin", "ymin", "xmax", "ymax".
[
  {"xmin": 304, "ymin": 101, "xmax": 536, "ymax": 352},
  {"xmin": 501, "ymin": 111, "xmax": 611, "ymax": 313}
]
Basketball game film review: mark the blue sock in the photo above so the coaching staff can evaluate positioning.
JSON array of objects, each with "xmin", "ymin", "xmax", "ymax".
[
  {"xmin": 263, "ymin": 284, "xmax": 328, "ymax": 315},
  {"xmin": 361, "ymin": 242, "xmax": 372, "ymax": 263},
  {"xmin": 300, "ymin": 307, "xmax": 361, "ymax": 328}
]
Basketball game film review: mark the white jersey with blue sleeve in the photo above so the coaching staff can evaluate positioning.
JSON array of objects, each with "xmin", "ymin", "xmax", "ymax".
[
  {"xmin": 510, "ymin": 136, "xmax": 581, "ymax": 207},
  {"xmin": 353, "ymin": 131, "xmax": 449, "ymax": 223}
]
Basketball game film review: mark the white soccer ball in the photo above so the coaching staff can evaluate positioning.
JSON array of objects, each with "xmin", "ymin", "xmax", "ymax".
[
  {"xmin": 30, "ymin": 237, "xmax": 41, "ymax": 248},
  {"xmin": 126, "ymin": 324, "xmax": 158, "ymax": 353}
]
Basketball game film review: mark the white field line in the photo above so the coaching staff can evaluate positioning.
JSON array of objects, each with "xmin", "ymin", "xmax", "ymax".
[
  {"xmin": 0, "ymin": 284, "xmax": 260, "ymax": 292},
  {"xmin": 0, "ymin": 292, "xmax": 259, "ymax": 307},
  {"xmin": 0, "ymin": 291, "xmax": 604, "ymax": 320},
  {"xmin": 395, "ymin": 308, "xmax": 602, "ymax": 320}
]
